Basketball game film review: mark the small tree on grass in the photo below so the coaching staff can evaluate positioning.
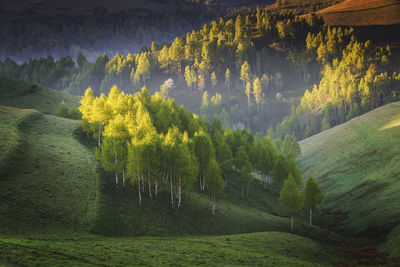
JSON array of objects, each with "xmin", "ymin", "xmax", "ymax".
[
  {"xmin": 205, "ymin": 158, "xmax": 225, "ymax": 215},
  {"xmin": 279, "ymin": 174, "xmax": 304, "ymax": 231},
  {"xmin": 304, "ymin": 176, "xmax": 323, "ymax": 226}
]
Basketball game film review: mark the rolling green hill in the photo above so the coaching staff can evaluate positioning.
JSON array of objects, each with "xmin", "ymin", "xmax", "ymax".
[
  {"xmin": 298, "ymin": 102, "xmax": 400, "ymax": 258},
  {"xmin": 0, "ymin": 76, "xmax": 342, "ymax": 265},
  {"xmin": 0, "ymin": 76, "xmax": 80, "ymax": 114}
]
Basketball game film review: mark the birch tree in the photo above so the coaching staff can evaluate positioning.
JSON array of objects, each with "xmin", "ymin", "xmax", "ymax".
[{"xmin": 205, "ymin": 158, "xmax": 225, "ymax": 215}]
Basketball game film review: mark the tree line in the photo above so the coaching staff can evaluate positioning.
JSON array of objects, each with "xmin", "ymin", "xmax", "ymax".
[{"xmin": 270, "ymin": 30, "xmax": 398, "ymax": 140}]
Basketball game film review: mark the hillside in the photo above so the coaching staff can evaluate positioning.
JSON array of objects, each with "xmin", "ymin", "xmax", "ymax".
[
  {"xmin": 0, "ymin": 105, "xmax": 101, "ymax": 234},
  {"xmin": 0, "ymin": 76, "xmax": 344, "ymax": 265},
  {"xmin": 0, "ymin": 76, "xmax": 80, "ymax": 114},
  {"xmin": 316, "ymin": 0, "xmax": 400, "ymax": 25},
  {"xmin": 298, "ymin": 102, "xmax": 400, "ymax": 257}
]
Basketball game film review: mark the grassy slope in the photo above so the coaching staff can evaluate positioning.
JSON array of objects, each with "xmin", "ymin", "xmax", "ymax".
[
  {"xmin": 0, "ymin": 232, "xmax": 338, "ymax": 266},
  {"xmin": 298, "ymin": 102, "xmax": 400, "ymax": 256},
  {"xmin": 316, "ymin": 0, "xmax": 400, "ymax": 26},
  {"xmin": 0, "ymin": 76, "xmax": 79, "ymax": 114},
  {"xmin": 0, "ymin": 105, "xmax": 101, "ymax": 234},
  {"xmin": 0, "ymin": 76, "xmax": 342, "ymax": 265}
]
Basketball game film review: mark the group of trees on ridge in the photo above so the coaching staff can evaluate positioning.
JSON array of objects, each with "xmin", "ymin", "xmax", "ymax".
[
  {"xmin": 79, "ymin": 84, "xmax": 316, "ymax": 220},
  {"xmin": 270, "ymin": 30, "xmax": 398, "ymax": 140}
]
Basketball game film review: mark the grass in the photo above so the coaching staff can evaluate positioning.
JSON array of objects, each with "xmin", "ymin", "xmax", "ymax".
[
  {"xmin": 298, "ymin": 102, "xmax": 400, "ymax": 254},
  {"xmin": 0, "ymin": 76, "xmax": 80, "ymax": 115},
  {"xmin": 0, "ymin": 232, "xmax": 339, "ymax": 266},
  {"xmin": 381, "ymin": 224, "xmax": 400, "ymax": 258},
  {"xmin": 0, "ymin": 105, "xmax": 101, "ymax": 234}
]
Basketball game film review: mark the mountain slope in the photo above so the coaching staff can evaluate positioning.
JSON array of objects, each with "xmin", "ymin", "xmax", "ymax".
[
  {"xmin": 298, "ymin": 102, "xmax": 400, "ymax": 256},
  {"xmin": 316, "ymin": 0, "xmax": 400, "ymax": 25}
]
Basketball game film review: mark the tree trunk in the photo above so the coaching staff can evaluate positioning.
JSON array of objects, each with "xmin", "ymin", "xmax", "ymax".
[
  {"xmin": 170, "ymin": 177, "xmax": 174, "ymax": 210},
  {"xmin": 148, "ymin": 179, "xmax": 152, "ymax": 200},
  {"xmin": 122, "ymin": 169, "xmax": 125, "ymax": 188},
  {"xmin": 141, "ymin": 176, "xmax": 144, "ymax": 192},
  {"xmin": 212, "ymin": 189, "xmax": 215, "ymax": 216},
  {"xmin": 202, "ymin": 168, "xmax": 205, "ymax": 191},
  {"xmin": 241, "ymin": 184, "xmax": 244, "ymax": 199},
  {"xmin": 177, "ymin": 177, "xmax": 182, "ymax": 211},
  {"xmin": 291, "ymin": 216, "xmax": 294, "ymax": 231},
  {"xmin": 155, "ymin": 181, "xmax": 158, "ymax": 197},
  {"xmin": 246, "ymin": 183, "xmax": 249, "ymax": 198},
  {"xmin": 115, "ymin": 171, "xmax": 119, "ymax": 188},
  {"xmin": 138, "ymin": 179, "xmax": 142, "ymax": 207},
  {"xmin": 310, "ymin": 208, "xmax": 313, "ymax": 226}
]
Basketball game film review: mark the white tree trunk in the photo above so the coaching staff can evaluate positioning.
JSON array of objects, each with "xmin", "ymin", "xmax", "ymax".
[
  {"xmin": 148, "ymin": 179, "xmax": 152, "ymax": 200},
  {"xmin": 155, "ymin": 181, "xmax": 158, "ymax": 197},
  {"xmin": 138, "ymin": 179, "xmax": 142, "ymax": 207},
  {"xmin": 115, "ymin": 171, "xmax": 119, "ymax": 188},
  {"xmin": 291, "ymin": 216, "xmax": 294, "ymax": 231},
  {"xmin": 141, "ymin": 176, "xmax": 144, "ymax": 192},
  {"xmin": 178, "ymin": 177, "xmax": 182, "ymax": 210}
]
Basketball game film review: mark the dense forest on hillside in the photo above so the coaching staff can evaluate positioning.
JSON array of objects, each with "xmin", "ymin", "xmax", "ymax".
[
  {"xmin": 79, "ymin": 85, "xmax": 303, "ymax": 214},
  {"xmin": 1, "ymin": 7, "xmax": 398, "ymax": 139}
]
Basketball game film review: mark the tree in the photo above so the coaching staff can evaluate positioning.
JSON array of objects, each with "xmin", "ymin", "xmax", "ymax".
[
  {"xmin": 211, "ymin": 71, "xmax": 217, "ymax": 89},
  {"xmin": 279, "ymin": 174, "xmax": 304, "ymax": 231},
  {"xmin": 240, "ymin": 61, "xmax": 251, "ymax": 89},
  {"xmin": 235, "ymin": 146, "xmax": 253, "ymax": 198},
  {"xmin": 205, "ymin": 158, "xmax": 225, "ymax": 215},
  {"xmin": 253, "ymin": 77, "xmax": 263, "ymax": 113},
  {"xmin": 134, "ymin": 53, "xmax": 151, "ymax": 87},
  {"xmin": 304, "ymin": 176, "xmax": 323, "ymax": 226},
  {"xmin": 225, "ymin": 68, "xmax": 231, "ymax": 92},
  {"xmin": 245, "ymin": 81, "xmax": 252, "ymax": 111},
  {"xmin": 282, "ymin": 135, "xmax": 302, "ymax": 158},
  {"xmin": 193, "ymin": 130, "xmax": 213, "ymax": 191}
]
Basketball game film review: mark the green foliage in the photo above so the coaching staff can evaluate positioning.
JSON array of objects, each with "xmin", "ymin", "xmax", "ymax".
[
  {"xmin": 279, "ymin": 174, "xmax": 304, "ymax": 217},
  {"xmin": 304, "ymin": 176, "xmax": 323, "ymax": 210}
]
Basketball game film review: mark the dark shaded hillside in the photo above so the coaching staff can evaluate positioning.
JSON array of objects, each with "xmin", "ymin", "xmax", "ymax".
[{"xmin": 298, "ymin": 102, "xmax": 400, "ymax": 258}]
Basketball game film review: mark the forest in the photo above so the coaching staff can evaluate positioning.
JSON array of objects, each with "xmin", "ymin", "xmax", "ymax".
[
  {"xmin": 1, "ymin": 7, "xmax": 397, "ymax": 139},
  {"xmin": 79, "ymin": 84, "xmax": 315, "ymax": 220},
  {"xmin": 1, "ymin": 0, "xmax": 400, "ymax": 265}
]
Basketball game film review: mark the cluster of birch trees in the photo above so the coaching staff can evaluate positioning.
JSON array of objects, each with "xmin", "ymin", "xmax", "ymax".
[{"xmin": 79, "ymin": 85, "xmax": 303, "ymax": 214}]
